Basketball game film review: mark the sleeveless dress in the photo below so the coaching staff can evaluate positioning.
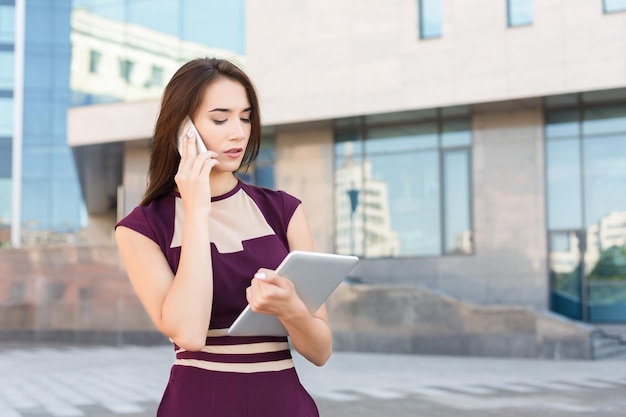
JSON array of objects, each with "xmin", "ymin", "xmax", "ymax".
[{"xmin": 116, "ymin": 180, "xmax": 319, "ymax": 417}]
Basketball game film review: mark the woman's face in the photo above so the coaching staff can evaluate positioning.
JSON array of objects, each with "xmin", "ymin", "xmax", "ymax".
[{"xmin": 192, "ymin": 77, "xmax": 252, "ymax": 174}]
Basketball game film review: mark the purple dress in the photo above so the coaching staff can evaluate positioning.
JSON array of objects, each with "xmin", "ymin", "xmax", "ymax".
[{"xmin": 117, "ymin": 180, "xmax": 319, "ymax": 417}]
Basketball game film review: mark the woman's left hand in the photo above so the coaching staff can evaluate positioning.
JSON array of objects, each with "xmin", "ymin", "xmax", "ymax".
[{"xmin": 245, "ymin": 268, "xmax": 307, "ymax": 320}]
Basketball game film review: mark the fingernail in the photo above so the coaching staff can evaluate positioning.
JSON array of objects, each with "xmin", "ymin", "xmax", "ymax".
[{"xmin": 255, "ymin": 272, "xmax": 267, "ymax": 280}]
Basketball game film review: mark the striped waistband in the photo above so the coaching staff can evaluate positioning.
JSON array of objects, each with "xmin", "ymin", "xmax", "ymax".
[{"xmin": 173, "ymin": 329, "xmax": 294, "ymax": 374}]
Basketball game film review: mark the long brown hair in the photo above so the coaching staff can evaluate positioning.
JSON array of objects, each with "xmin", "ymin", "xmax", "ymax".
[{"xmin": 140, "ymin": 58, "xmax": 261, "ymax": 206}]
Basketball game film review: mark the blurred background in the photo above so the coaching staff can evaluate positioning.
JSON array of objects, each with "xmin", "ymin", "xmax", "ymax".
[{"xmin": 1, "ymin": 0, "xmax": 626, "ymax": 360}]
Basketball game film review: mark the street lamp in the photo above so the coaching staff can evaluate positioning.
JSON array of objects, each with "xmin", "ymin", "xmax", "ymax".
[{"xmin": 347, "ymin": 187, "xmax": 359, "ymax": 255}]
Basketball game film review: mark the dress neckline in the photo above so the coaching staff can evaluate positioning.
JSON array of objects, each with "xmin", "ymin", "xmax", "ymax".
[
  {"xmin": 211, "ymin": 179, "xmax": 243, "ymax": 202},
  {"xmin": 173, "ymin": 179, "xmax": 243, "ymax": 202}
]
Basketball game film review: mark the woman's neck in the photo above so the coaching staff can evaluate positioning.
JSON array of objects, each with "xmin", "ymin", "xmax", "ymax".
[{"xmin": 209, "ymin": 172, "xmax": 239, "ymax": 197}]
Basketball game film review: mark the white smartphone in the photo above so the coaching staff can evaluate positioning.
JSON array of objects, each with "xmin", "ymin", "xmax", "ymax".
[{"xmin": 177, "ymin": 116, "xmax": 208, "ymax": 155}]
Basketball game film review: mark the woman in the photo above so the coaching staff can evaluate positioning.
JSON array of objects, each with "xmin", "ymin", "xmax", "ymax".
[{"xmin": 115, "ymin": 58, "xmax": 331, "ymax": 416}]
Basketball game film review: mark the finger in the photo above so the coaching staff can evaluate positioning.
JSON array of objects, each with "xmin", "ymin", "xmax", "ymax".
[
  {"xmin": 191, "ymin": 151, "xmax": 219, "ymax": 176},
  {"xmin": 186, "ymin": 130, "xmax": 198, "ymax": 158}
]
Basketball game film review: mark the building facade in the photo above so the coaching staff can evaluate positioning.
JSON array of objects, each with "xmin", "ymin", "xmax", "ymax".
[{"xmin": 3, "ymin": 0, "xmax": 626, "ymax": 330}]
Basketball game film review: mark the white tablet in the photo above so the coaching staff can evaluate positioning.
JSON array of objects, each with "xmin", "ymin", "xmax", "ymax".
[{"xmin": 227, "ymin": 251, "xmax": 359, "ymax": 337}]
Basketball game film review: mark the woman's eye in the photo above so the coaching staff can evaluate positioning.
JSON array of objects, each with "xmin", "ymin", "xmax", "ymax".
[
  {"xmin": 213, "ymin": 120, "xmax": 227, "ymax": 125},
  {"xmin": 240, "ymin": 118, "xmax": 251, "ymax": 123}
]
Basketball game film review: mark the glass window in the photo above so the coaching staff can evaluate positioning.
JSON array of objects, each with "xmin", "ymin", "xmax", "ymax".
[
  {"xmin": 583, "ymin": 105, "xmax": 626, "ymax": 136},
  {"xmin": 119, "ymin": 59, "xmax": 134, "ymax": 83},
  {"xmin": 508, "ymin": 0, "xmax": 534, "ymax": 27},
  {"xmin": 419, "ymin": 0, "xmax": 443, "ymax": 39},
  {"xmin": 335, "ymin": 110, "xmax": 473, "ymax": 258},
  {"xmin": 0, "ymin": 97, "xmax": 12, "ymax": 136},
  {"xmin": 365, "ymin": 109, "xmax": 436, "ymax": 125},
  {"xmin": 546, "ymin": 110, "xmax": 579, "ymax": 139},
  {"xmin": 442, "ymin": 119, "xmax": 471, "ymax": 147},
  {"xmin": 0, "ymin": 50, "xmax": 13, "ymax": 89},
  {"xmin": 335, "ymin": 145, "xmax": 365, "ymax": 256},
  {"xmin": 89, "ymin": 50, "xmax": 101, "ymax": 74},
  {"xmin": 0, "ymin": 4, "xmax": 15, "ymax": 43},
  {"xmin": 369, "ymin": 151, "xmax": 439, "ymax": 256},
  {"xmin": 365, "ymin": 124, "xmax": 438, "ymax": 154},
  {"xmin": 546, "ymin": 139, "xmax": 583, "ymax": 230},
  {"xmin": 0, "ymin": 137, "xmax": 10, "ymax": 177},
  {"xmin": 604, "ymin": 0, "xmax": 626, "ymax": 13},
  {"xmin": 443, "ymin": 149, "xmax": 472, "ymax": 254},
  {"xmin": 22, "ymin": 145, "xmax": 51, "ymax": 179},
  {"xmin": 251, "ymin": 132, "xmax": 275, "ymax": 189},
  {"xmin": 545, "ymin": 94, "xmax": 578, "ymax": 108},
  {"xmin": 546, "ymin": 99, "xmax": 626, "ymax": 323},
  {"xmin": 21, "ymin": 178, "xmax": 50, "ymax": 230},
  {"xmin": 51, "ymin": 178, "xmax": 82, "ymax": 230},
  {"xmin": 149, "ymin": 65, "xmax": 164, "ymax": 87},
  {"xmin": 582, "ymin": 135, "xmax": 626, "ymax": 228}
]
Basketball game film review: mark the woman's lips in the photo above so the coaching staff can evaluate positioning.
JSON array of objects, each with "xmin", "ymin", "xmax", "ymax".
[{"xmin": 224, "ymin": 148, "xmax": 243, "ymax": 158}]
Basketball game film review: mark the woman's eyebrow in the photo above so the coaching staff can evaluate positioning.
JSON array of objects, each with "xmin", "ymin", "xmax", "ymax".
[{"xmin": 208, "ymin": 107, "xmax": 252, "ymax": 113}]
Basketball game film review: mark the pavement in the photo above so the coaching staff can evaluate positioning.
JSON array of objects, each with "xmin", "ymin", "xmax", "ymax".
[{"xmin": 0, "ymin": 343, "xmax": 625, "ymax": 417}]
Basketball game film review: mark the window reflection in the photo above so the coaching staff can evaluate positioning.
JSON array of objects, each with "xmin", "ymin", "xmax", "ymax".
[
  {"xmin": 443, "ymin": 150, "xmax": 472, "ymax": 254},
  {"xmin": 335, "ymin": 145, "xmax": 365, "ymax": 257},
  {"xmin": 334, "ymin": 110, "xmax": 472, "ymax": 258},
  {"xmin": 0, "ymin": 50, "xmax": 14, "ymax": 89},
  {"xmin": 0, "ymin": 4, "xmax": 15, "ymax": 43},
  {"xmin": 546, "ymin": 99, "xmax": 626, "ymax": 322},
  {"xmin": 545, "ymin": 139, "xmax": 583, "ymax": 230},
  {"xmin": 549, "ymin": 231, "xmax": 582, "ymax": 320},
  {"xmin": 250, "ymin": 132, "xmax": 275, "ymax": 189},
  {"xmin": 583, "ymin": 105, "xmax": 626, "ymax": 136},
  {"xmin": 0, "ymin": 97, "xmax": 12, "ymax": 136},
  {"xmin": 70, "ymin": 1, "xmax": 246, "ymax": 106}
]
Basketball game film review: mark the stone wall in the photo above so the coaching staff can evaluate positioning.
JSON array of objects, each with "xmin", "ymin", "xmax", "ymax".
[
  {"xmin": 0, "ymin": 246, "xmax": 163, "ymax": 344},
  {"xmin": 327, "ymin": 283, "xmax": 595, "ymax": 359},
  {"xmin": 0, "ymin": 247, "xmax": 594, "ymax": 358}
]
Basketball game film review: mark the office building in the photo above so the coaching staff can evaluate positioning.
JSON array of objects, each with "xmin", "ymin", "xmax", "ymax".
[{"xmin": 2, "ymin": 1, "xmax": 626, "ymax": 352}]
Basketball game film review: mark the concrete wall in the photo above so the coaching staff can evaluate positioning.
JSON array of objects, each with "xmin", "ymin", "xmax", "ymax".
[
  {"xmin": 246, "ymin": 0, "xmax": 626, "ymax": 125},
  {"xmin": 121, "ymin": 142, "xmax": 151, "ymax": 215},
  {"xmin": 327, "ymin": 283, "xmax": 594, "ymax": 359},
  {"xmin": 350, "ymin": 101, "xmax": 549, "ymax": 308}
]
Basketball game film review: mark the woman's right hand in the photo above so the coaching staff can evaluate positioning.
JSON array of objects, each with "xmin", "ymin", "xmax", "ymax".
[{"xmin": 174, "ymin": 131, "xmax": 219, "ymax": 215}]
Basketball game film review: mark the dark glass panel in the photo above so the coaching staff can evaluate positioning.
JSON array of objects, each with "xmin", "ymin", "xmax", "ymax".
[
  {"xmin": 583, "ymin": 105, "xmax": 626, "ymax": 136},
  {"xmin": 549, "ymin": 231, "xmax": 583, "ymax": 320},
  {"xmin": 545, "ymin": 93, "xmax": 578, "ymax": 108},
  {"xmin": 545, "ymin": 110, "xmax": 578, "ymax": 139},
  {"xmin": 441, "ymin": 119, "xmax": 471, "ymax": 147},
  {"xmin": 364, "ymin": 109, "xmax": 436, "ymax": 125},
  {"xmin": 365, "ymin": 124, "xmax": 437, "ymax": 154},
  {"xmin": 0, "ymin": 97, "xmax": 12, "ymax": 136},
  {"xmin": 0, "ymin": 136, "xmax": 10, "ymax": 177}
]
